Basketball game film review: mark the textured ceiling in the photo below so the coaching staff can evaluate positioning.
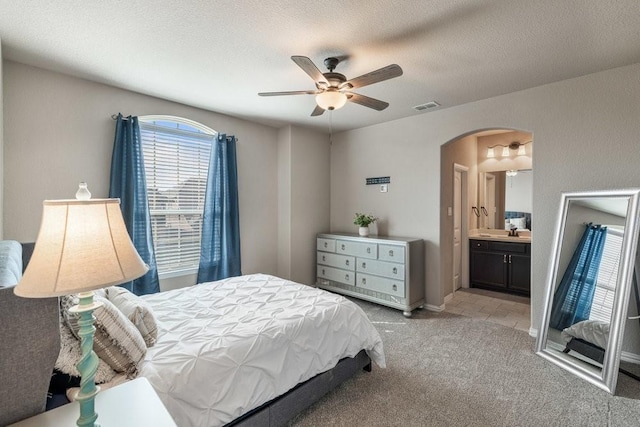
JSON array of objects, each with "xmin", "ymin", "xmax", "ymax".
[{"xmin": 1, "ymin": 0, "xmax": 640, "ymax": 133}]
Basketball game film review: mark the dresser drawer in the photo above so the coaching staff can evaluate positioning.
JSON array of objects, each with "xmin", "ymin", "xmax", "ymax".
[
  {"xmin": 317, "ymin": 265, "xmax": 355, "ymax": 286},
  {"xmin": 378, "ymin": 244, "xmax": 405, "ymax": 263},
  {"xmin": 317, "ymin": 252, "xmax": 355, "ymax": 271},
  {"xmin": 356, "ymin": 273, "xmax": 405, "ymax": 298},
  {"xmin": 336, "ymin": 240, "xmax": 377, "ymax": 259},
  {"xmin": 356, "ymin": 259, "xmax": 405, "ymax": 280},
  {"xmin": 317, "ymin": 238, "xmax": 336, "ymax": 252}
]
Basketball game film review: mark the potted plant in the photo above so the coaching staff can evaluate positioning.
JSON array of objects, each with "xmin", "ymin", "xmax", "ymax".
[{"xmin": 354, "ymin": 213, "xmax": 377, "ymax": 237}]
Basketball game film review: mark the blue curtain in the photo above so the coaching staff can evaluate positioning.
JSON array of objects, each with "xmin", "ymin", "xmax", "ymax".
[
  {"xmin": 550, "ymin": 223, "xmax": 607, "ymax": 330},
  {"xmin": 109, "ymin": 114, "xmax": 160, "ymax": 295},
  {"xmin": 197, "ymin": 134, "xmax": 241, "ymax": 283}
]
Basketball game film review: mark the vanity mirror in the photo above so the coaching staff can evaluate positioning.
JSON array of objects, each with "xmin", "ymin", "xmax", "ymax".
[
  {"xmin": 535, "ymin": 189, "xmax": 640, "ymax": 394},
  {"xmin": 478, "ymin": 170, "xmax": 532, "ymax": 230}
]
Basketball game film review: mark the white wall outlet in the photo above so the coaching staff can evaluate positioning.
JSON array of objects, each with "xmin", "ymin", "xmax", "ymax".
[
  {"xmin": 447, "ymin": 207, "xmax": 453, "ymax": 216},
  {"xmin": 380, "ymin": 184, "xmax": 388, "ymax": 193}
]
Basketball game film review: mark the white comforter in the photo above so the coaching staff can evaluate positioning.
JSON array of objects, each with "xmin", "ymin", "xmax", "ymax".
[{"xmin": 140, "ymin": 274, "xmax": 385, "ymax": 427}]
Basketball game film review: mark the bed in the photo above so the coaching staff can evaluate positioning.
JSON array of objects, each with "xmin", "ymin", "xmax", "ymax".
[
  {"xmin": 139, "ymin": 273, "xmax": 385, "ymax": 427},
  {"xmin": 1, "ymin": 241, "xmax": 385, "ymax": 427}
]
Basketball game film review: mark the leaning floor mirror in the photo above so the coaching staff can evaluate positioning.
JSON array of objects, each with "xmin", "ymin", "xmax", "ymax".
[{"xmin": 536, "ymin": 188, "xmax": 640, "ymax": 394}]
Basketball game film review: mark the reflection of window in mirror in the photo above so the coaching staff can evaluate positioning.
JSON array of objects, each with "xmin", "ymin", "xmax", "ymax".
[{"xmin": 589, "ymin": 227, "xmax": 623, "ymax": 324}]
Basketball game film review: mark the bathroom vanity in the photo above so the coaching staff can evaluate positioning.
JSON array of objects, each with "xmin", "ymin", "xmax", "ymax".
[{"xmin": 468, "ymin": 232, "xmax": 531, "ymax": 296}]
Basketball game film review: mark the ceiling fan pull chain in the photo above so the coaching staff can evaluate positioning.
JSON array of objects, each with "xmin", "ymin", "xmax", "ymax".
[{"xmin": 329, "ymin": 110, "xmax": 333, "ymax": 145}]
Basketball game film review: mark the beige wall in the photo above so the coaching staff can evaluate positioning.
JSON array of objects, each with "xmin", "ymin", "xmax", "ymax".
[
  {"xmin": 277, "ymin": 126, "xmax": 292, "ymax": 279},
  {"xmin": 330, "ymin": 62, "xmax": 640, "ymax": 334},
  {"xmin": 277, "ymin": 125, "xmax": 330, "ymax": 285},
  {"xmin": 0, "ymin": 41, "xmax": 3, "ymax": 239},
  {"xmin": 3, "ymin": 60, "xmax": 280, "ymax": 288},
  {"xmin": 289, "ymin": 126, "xmax": 331, "ymax": 285}
]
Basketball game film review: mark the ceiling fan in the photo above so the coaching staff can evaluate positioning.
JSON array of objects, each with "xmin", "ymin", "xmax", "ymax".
[{"xmin": 258, "ymin": 56, "xmax": 403, "ymax": 116}]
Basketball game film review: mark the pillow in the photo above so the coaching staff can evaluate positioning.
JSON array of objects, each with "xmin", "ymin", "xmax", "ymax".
[
  {"xmin": 61, "ymin": 294, "xmax": 147, "ymax": 377},
  {"xmin": 106, "ymin": 286, "xmax": 158, "ymax": 347},
  {"xmin": 54, "ymin": 320, "xmax": 117, "ymax": 384},
  {"xmin": 510, "ymin": 217, "xmax": 527, "ymax": 230},
  {"xmin": 561, "ymin": 320, "xmax": 610, "ymax": 350},
  {"xmin": 0, "ymin": 240, "xmax": 22, "ymax": 288}
]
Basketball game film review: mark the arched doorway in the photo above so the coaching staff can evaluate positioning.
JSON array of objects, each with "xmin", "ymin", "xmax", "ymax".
[{"xmin": 440, "ymin": 128, "xmax": 533, "ymax": 332}]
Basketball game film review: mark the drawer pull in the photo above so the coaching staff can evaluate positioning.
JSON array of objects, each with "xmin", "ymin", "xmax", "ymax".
[
  {"xmin": 392, "ymin": 267, "xmax": 398, "ymax": 274},
  {"xmin": 392, "ymin": 284, "xmax": 397, "ymax": 292},
  {"xmin": 366, "ymin": 247, "xmax": 371, "ymax": 254},
  {"xmin": 509, "ymin": 255, "xmax": 512, "ymax": 264},
  {"xmin": 324, "ymin": 242, "xmax": 328, "ymax": 248},
  {"xmin": 477, "ymin": 243, "xmax": 481, "ymax": 247},
  {"xmin": 322, "ymin": 255, "xmax": 326, "ymax": 261},
  {"xmin": 389, "ymin": 250, "xmax": 394, "ymax": 257},
  {"xmin": 345, "ymin": 260, "xmax": 350, "ymax": 266},
  {"xmin": 362, "ymin": 262, "xmax": 366, "ymax": 269},
  {"xmin": 503, "ymin": 255, "xmax": 507, "ymax": 263},
  {"xmin": 322, "ymin": 269, "xmax": 325, "ymax": 275},
  {"xmin": 362, "ymin": 278, "xmax": 367, "ymax": 285},
  {"xmin": 345, "ymin": 274, "xmax": 350, "ymax": 281},
  {"xmin": 341, "ymin": 244, "xmax": 346, "ymax": 250}
]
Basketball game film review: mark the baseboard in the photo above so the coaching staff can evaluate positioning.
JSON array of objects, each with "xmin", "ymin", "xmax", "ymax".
[
  {"xmin": 621, "ymin": 351, "xmax": 640, "ymax": 364},
  {"xmin": 444, "ymin": 293, "xmax": 454, "ymax": 304},
  {"xmin": 425, "ymin": 303, "xmax": 445, "ymax": 312},
  {"xmin": 529, "ymin": 327, "xmax": 538, "ymax": 338}
]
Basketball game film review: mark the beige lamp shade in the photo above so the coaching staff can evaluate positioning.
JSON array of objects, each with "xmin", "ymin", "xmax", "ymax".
[{"xmin": 15, "ymin": 198, "xmax": 149, "ymax": 298}]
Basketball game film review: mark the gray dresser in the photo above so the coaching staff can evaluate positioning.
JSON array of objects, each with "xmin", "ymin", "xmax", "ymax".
[{"xmin": 316, "ymin": 233, "xmax": 425, "ymax": 317}]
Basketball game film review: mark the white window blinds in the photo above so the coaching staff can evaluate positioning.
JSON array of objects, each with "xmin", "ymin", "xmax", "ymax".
[
  {"xmin": 139, "ymin": 118, "xmax": 215, "ymax": 276},
  {"xmin": 589, "ymin": 228, "xmax": 624, "ymax": 323}
]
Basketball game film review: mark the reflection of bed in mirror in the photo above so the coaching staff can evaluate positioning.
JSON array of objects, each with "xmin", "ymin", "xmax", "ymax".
[
  {"xmin": 536, "ymin": 189, "xmax": 640, "ymax": 394},
  {"xmin": 504, "ymin": 211, "xmax": 531, "ymax": 231}
]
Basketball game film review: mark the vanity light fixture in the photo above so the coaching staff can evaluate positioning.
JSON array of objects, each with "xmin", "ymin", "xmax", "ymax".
[{"xmin": 486, "ymin": 140, "xmax": 532, "ymax": 158}]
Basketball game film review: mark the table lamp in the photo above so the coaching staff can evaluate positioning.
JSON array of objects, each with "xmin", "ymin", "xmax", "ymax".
[{"xmin": 14, "ymin": 183, "xmax": 149, "ymax": 427}]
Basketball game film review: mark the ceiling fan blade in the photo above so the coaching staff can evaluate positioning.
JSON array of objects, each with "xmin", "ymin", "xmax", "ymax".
[
  {"xmin": 291, "ymin": 56, "xmax": 329, "ymax": 85},
  {"xmin": 311, "ymin": 105, "xmax": 325, "ymax": 116},
  {"xmin": 342, "ymin": 64, "xmax": 403, "ymax": 90},
  {"xmin": 346, "ymin": 92, "xmax": 389, "ymax": 111},
  {"xmin": 258, "ymin": 90, "xmax": 319, "ymax": 96}
]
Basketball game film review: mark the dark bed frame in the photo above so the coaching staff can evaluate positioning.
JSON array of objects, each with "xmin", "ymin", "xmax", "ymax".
[
  {"xmin": 228, "ymin": 350, "xmax": 371, "ymax": 427},
  {"xmin": 15, "ymin": 242, "xmax": 374, "ymax": 426}
]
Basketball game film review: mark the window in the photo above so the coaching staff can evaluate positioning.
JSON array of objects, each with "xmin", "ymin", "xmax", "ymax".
[
  {"xmin": 139, "ymin": 116, "xmax": 216, "ymax": 277},
  {"xmin": 589, "ymin": 227, "xmax": 624, "ymax": 323}
]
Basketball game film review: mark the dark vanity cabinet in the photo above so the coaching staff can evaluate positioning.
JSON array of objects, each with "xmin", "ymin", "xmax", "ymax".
[{"xmin": 469, "ymin": 239, "xmax": 530, "ymax": 296}]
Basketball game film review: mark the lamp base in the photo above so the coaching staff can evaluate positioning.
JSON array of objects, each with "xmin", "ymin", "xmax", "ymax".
[{"xmin": 68, "ymin": 291, "xmax": 103, "ymax": 427}]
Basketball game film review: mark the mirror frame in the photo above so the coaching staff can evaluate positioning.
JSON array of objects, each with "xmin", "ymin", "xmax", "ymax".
[{"xmin": 535, "ymin": 188, "xmax": 640, "ymax": 394}]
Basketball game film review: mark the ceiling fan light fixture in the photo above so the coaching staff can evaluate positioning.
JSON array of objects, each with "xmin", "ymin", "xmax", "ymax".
[{"xmin": 315, "ymin": 90, "xmax": 348, "ymax": 111}]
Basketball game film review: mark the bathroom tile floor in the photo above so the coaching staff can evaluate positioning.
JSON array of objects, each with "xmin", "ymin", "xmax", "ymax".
[{"xmin": 444, "ymin": 287, "xmax": 531, "ymax": 332}]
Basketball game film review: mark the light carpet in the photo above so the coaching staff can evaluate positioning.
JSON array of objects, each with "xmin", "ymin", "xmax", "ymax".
[{"xmin": 290, "ymin": 299, "xmax": 640, "ymax": 426}]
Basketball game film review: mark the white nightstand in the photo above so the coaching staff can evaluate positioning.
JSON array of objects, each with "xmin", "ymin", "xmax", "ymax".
[{"xmin": 10, "ymin": 377, "xmax": 176, "ymax": 427}]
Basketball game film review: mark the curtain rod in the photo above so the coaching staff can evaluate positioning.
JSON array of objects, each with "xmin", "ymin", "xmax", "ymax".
[{"xmin": 110, "ymin": 114, "xmax": 238, "ymax": 141}]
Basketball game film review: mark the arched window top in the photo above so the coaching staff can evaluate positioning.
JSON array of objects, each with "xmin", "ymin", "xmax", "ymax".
[
  {"xmin": 139, "ymin": 115, "xmax": 216, "ymax": 136},
  {"xmin": 138, "ymin": 115, "xmax": 216, "ymax": 278}
]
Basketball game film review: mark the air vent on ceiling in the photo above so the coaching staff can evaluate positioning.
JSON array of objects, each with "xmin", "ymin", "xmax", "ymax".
[{"xmin": 413, "ymin": 101, "xmax": 440, "ymax": 111}]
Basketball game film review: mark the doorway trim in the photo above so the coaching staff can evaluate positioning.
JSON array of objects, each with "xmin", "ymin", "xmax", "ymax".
[{"xmin": 453, "ymin": 163, "xmax": 470, "ymax": 293}]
